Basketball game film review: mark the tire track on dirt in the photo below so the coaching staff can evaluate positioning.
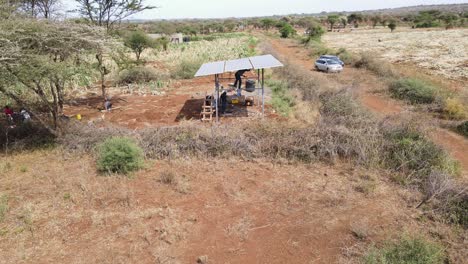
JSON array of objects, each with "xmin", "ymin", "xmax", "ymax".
[{"xmin": 266, "ymin": 37, "xmax": 468, "ymax": 177}]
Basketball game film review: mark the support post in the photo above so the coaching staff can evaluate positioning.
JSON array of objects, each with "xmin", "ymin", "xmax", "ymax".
[
  {"xmin": 261, "ymin": 69, "xmax": 265, "ymax": 117},
  {"xmin": 257, "ymin": 69, "xmax": 261, "ymax": 103},
  {"xmin": 215, "ymin": 74, "xmax": 220, "ymax": 123}
]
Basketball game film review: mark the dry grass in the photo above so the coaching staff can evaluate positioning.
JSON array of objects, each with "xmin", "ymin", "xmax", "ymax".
[
  {"xmin": 0, "ymin": 148, "xmax": 466, "ymax": 263},
  {"xmin": 323, "ymin": 28, "xmax": 468, "ymax": 80}
]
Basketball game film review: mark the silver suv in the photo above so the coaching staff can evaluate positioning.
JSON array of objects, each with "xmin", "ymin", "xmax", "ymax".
[
  {"xmin": 315, "ymin": 59, "xmax": 343, "ymax": 73},
  {"xmin": 320, "ymin": 55, "xmax": 344, "ymax": 66}
]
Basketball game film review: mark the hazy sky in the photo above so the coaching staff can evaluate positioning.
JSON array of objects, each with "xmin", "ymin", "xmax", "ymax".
[{"xmin": 64, "ymin": 0, "xmax": 467, "ymax": 19}]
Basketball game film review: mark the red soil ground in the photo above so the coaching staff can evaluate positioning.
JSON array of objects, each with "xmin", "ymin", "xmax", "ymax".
[
  {"xmin": 63, "ymin": 75, "xmax": 275, "ymax": 130},
  {"xmin": 3, "ymin": 151, "xmax": 453, "ymax": 264}
]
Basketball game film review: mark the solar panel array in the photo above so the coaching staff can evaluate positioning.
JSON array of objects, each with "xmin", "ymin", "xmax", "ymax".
[{"xmin": 194, "ymin": 55, "xmax": 284, "ymax": 77}]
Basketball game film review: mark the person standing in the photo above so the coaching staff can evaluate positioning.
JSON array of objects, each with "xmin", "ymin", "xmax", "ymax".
[{"xmin": 234, "ymin": 69, "xmax": 251, "ymax": 96}]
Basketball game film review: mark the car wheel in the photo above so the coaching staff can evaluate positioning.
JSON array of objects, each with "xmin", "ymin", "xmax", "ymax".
[{"xmin": 326, "ymin": 68, "xmax": 330, "ymax": 73}]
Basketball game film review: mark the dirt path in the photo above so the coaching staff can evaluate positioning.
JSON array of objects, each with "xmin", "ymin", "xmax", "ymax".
[{"xmin": 266, "ymin": 37, "xmax": 468, "ymax": 177}]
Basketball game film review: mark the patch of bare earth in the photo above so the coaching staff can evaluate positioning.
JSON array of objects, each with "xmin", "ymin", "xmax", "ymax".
[
  {"xmin": 1, "ymin": 150, "xmax": 466, "ymax": 263},
  {"xmin": 63, "ymin": 75, "xmax": 274, "ymax": 130}
]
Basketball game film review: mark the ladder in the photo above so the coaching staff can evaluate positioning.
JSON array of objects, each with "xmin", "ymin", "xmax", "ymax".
[{"xmin": 201, "ymin": 95, "xmax": 215, "ymax": 122}]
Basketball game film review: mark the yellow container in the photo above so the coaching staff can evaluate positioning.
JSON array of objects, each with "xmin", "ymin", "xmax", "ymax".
[
  {"xmin": 231, "ymin": 99, "xmax": 239, "ymax": 104},
  {"xmin": 76, "ymin": 114, "xmax": 82, "ymax": 120}
]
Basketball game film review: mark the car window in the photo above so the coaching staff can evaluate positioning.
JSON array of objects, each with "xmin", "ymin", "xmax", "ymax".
[
  {"xmin": 326, "ymin": 60, "xmax": 339, "ymax": 65},
  {"xmin": 317, "ymin": 60, "xmax": 324, "ymax": 64}
]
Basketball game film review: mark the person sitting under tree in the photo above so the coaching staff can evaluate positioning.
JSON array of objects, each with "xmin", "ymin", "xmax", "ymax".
[
  {"xmin": 4, "ymin": 105, "xmax": 15, "ymax": 127},
  {"xmin": 104, "ymin": 98, "xmax": 112, "ymax": 112},
  {"xmin": 234, "ymin": 69, "xmax": 251, "ymax": 96}
]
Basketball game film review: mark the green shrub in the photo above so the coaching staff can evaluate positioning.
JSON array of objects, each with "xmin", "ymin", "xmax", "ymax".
[
  {"xmin": 443, "ymin": 191, "xmax": 468, "ymax": 228},
  {"xmin": 303, "ymin": 22, "xmax": 325, "ymax": 43},
  {"xmin": 118, "ymin": 67, "xmax": 159, "ymax": 84},
  {"xmin": 456, "ymin": 121, "xmax": 468, "ymax": 137},
  {"xmin": 171, "ymin": 60, "xmax": 202, "ymax": 79},
  {"xmin": 416, "ymin": 21, "xmax": 441, "ymax": 28},
  {"xmin": 96, "ymin": 137, "xmax": 144, "ymax": 174},
  {"xmin": 308, "ymin": 40, "xmax": 333, "ymax": 56},
  {"xmin": 389, "ymin": 78, "xmax": 437, "ymax": 104},
  {"xmin": 335, "ymin": 48, "xmax": 358, "ymax": 65},
  {"xmin": 279, "ymin": 23, "xmax": 296, "ymax": 38},
  {"xmin": 267, "ymin": 80, "xmax": 295, "ymax": 116},
  {"xmin": 384, "ymin": 125, "xmax": 459, "ymax": 184},
  {"xmin": 364, "ymin": 236, "xmax": 446, "ymax": 264}
]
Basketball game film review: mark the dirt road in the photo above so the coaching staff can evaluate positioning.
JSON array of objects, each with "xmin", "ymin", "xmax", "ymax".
[{"xmin": 266, "ymin": 37, "xmax": 468, "ymax": 177}]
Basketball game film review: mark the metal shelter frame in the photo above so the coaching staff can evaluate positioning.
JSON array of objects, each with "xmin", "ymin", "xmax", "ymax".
[{"xmin": 194, "ymin": 54, "xmax": 283, "ymax": 122}]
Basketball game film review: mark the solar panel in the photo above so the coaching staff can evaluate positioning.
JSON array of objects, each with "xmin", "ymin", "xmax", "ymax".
[
  {"xmin": 194, "ymin": 61, "xmax": 225, "ymax": 77},
  {"xmin": 225, "ymin": 58, "xmax": 253, "ymax": 72},
  {"xmin": 249, "ymin": 55, "xmax": 284, "ymax": 69},
  {"xmin": 194, "ymin": 54, "xmax": 283, "ymax": 77}
]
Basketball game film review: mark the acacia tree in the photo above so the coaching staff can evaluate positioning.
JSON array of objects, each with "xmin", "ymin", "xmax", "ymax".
[
  {"xmin": 123, "ymin": 31, "xmax": 153, "ymax": 61},
  {"xmin": 341, "ymin": 17, "xmax": 347, "ymax": 28},
  {"xmin": 327, "ymin": 15, "xmax": 340, "ymax": 30},
  {"xmin": 347, "ymin": 13, "xmax": 364, "ymax": 28},
  {"xmin": 0, "ymin": 19, "xmax": 109, "ymax": 134},
  {"xmin": 260, "ymin": 18, "xmax": 275, "ymax": 31},
  {"xmin": 75, "ymin": 0, "xmax": 155, "ymax": 30},
  {"xmin": 19, "ymin": 0, "xmax": 59, "ymax": 18},
  {"xmin": 304, "ymin": 21, "xmax": 325, "ymax": 43},
  {"xmin": 36, "ymin": 0, "xmax": 60, "ymax": 18},
  {"xmin": 388, "ymin": 20, "xmax": 397, "ymax": 32}
]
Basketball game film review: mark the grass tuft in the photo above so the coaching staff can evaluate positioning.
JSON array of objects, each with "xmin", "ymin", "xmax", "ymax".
[
  {"xmin": 364, "ymin": 236, "xmax": 446, "ymax": 264},
  {"xmin": 0, "ymin": 195, "xmax": 8, "ymax": 222}
]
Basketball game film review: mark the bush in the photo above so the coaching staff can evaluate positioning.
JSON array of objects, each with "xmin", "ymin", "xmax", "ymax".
[
  {"xmin": 304, "ymin": 22, "xmax": 325, "ymax": 42},
  {"xmin": 442, "ymin": 189, "xmax": 468, "ymax": 228},
  {"xmin": 118, "ymin": 67, "xmax": 159, "ymax": 84},
  {"xmin": 335, "ymin": 48, "xmax": 358, "ymax": 65},
  {"xmin": 416, "ymin": 21, "xmax": 441, "ymax": 28},
  {"xmin": 96, "ymin": 137, "xmax": 144, "ymax": 174},
  {"xmin": 279, "ymin": 23, "xmax": 296, "ymax": 38},
  {"xmin": 389, "ymin": 78, "xmax": 437, "ymax": 104},
  {"xmin": 354, "ymin": 53, "xmax": 399, "ymax": 79},
  {"xmin": 267, "ymin": 80, "xmax": 295, "ymax": 116},
  {"xmin": 442, "ymin": 98, "xmax": 466, "ymax": 120},
  {"xmin": 383, "ymin": 122, "xmax": 459, "ymax": 184},
  {"xmin": 171, "ymin": 60, "xmax": 202, "ymax": 79},
  {"xmin": 364, "ymin": 236, "xmax": 446, "ymax": 264},
  {"xmin": 456, "ymin": 121, "xmax": 468, "ymax": 137},
  {"xmin": 307, "ymin": 40, "xmax": 333, "ymax": 56}
]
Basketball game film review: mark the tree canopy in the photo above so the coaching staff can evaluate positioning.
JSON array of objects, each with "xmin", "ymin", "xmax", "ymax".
[
  {"xmin": 0, "ymin": 19, "xmax": 111, "ymax": 133},
  {"xmin": 75, "ymin": 0, "xmax": 156, "ymax": 30}
]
